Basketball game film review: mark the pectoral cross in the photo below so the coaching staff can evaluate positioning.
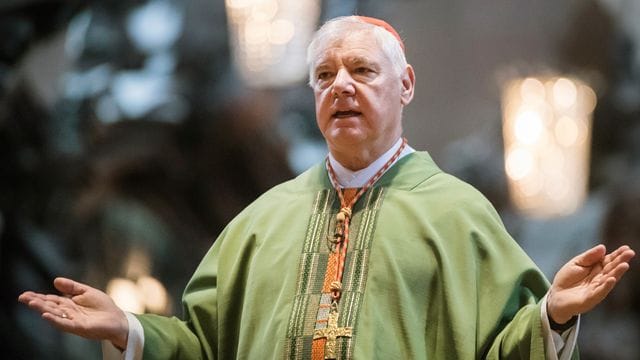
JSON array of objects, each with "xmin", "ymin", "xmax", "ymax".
[
  {"xmin": 313, "ymin": 303, "xmax": 352, "ymax": 359},
  {"xmin": 327, "ymin": 207, "xmax": 351, "ymax": 252}
]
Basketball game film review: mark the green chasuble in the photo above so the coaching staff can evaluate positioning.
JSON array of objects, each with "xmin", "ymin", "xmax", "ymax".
[{"xmin": 135, "ymin": 152, "xmax": 578, "ymax": 359}]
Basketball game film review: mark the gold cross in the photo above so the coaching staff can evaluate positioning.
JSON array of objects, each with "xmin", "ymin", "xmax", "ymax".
[{"xmin": 313, "ymin": 307, "xmax": 352, "ymax": 359}]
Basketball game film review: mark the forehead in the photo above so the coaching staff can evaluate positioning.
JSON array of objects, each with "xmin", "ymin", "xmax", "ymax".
[{"xmin": 312, "ymin": 31, "xmax": 387, "ymax": 65}]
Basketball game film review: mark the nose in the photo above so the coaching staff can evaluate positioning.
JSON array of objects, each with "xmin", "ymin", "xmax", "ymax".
[{"xmin": 331, "ymin": 68, "xmax": 355, "ymax": 97}]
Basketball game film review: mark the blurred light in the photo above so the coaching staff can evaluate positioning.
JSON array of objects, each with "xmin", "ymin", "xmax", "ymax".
[
  {"xmin": 106, "ymin": 276, "xmax": 170, "ymax": 315},
  {"xmin": 124, "ymin": 247, "xmax": 152, "ymax": 279},
  {"xmin": 287, "ymin": 139, "xmax": 327, "ymax": 174},
  {"xmin": 63, "ymin": 64, "xmax": 113, "ymax": 100},
  {"xmin": 269, "ymin": 19, "xmax": 295, "ymax": 45},
  {"xmin": 501, "ymin": 76, "xmax": 596, "ymax": 218},
  {"xmin": 552, "ymin": 77, "xmax": 578, "ymax": 109},
  {"xmin": 514, "ymin": 110, "xmax": 544, "ymax": 144},
  {"xmin": 137, "ymin": 276, "xmax": 169, "ymax": 314},
  {"xmin": 145, "ymin": 52, "xmax": 177, "ymax": 74},
  {"xmin": 225, "ymin": 0, "xmax": 321, "ymax": 87},
  {"xmin": 245, "ymin": 18, "xmax": 271, "ymax": 46},
  {"xmin": 111, "ymin": 70, "xmax": 172, "ymax": 119},
  {"xmin": 96, "ymin": 95, "xmax": 121, "ymax": 123},
  {"xmin": 505, "ymin": 147, "xmax": 534, "ymax": 180},
  {"xmin": 555, "ymin": 116, "xmax": 579, "ymax": 147},
  {"xmin": 107, "ymin": 278, "xmax": 145, "ymax": 314},
  {"xmin": 126, "ymin": 0, "xmax": 183, "ymax": 54},
  {"xmin": 520, "ymin": 77, "xmax": 545, "ymax": 102},
  {"xmin": 251, "ymin": 0, "xmax": 278, "ymax": 21},
  {"xmin": 65, "ymin": 10, "xmax": 92, "ymax": 62},
  {"xmin": 227, "ymin": 0, "xmax": 253, "ymax": 8},
  {"xmin": 107, "ymin": 248, "xmax": 170, "ymax": 314}
]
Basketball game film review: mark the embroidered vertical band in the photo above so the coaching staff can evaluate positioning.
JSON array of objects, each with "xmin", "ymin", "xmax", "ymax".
[{"xmin": 284, "ymin": 187, "xmax": 386, "ymax": 359}]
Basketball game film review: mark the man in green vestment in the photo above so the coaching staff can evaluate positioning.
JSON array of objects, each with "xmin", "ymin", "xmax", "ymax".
[{"xmin": 19, "ymin": 16, "xmax": 635, "ymax": 360}]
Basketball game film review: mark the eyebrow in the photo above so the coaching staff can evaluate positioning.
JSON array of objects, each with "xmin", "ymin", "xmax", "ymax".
[
  {"xmin": 315, "ymin": 56, "xmax": 378, "ymax": 69},
  {"xmin": 348, "ymin": 57, "xmax": 381, "ymax": 72},
  {"xmin": 312, "ymin": 54, "xmax": 381, "ymax": 76},
  {"xmin": 312, "ymin": 63, "xmax": 333, "ymax": 78},
  {"xmin": 348, "ymin": 56, "xmax": 375, "ymax": 66}
]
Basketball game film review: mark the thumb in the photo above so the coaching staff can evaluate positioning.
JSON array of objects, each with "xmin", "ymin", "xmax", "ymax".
[
  {"xmin": 574, "ymin": 244, "xmax": 606, "ymax": 267},
  {"xmin": 53, "ymin": 277, "xmax": 89, "ymax": 296}
]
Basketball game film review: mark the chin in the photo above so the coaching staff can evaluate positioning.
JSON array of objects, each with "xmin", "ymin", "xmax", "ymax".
[{"xmin": 328, "ymin": 132, "xmax": 367, "ymax": 148}]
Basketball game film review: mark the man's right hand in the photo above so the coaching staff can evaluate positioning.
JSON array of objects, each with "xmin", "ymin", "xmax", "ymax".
[{"xmin": 18, "ymin": 277, "xmax": 129, "ymax": 350}]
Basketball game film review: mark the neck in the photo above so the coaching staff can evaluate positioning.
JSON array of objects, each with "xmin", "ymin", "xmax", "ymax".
[
  {"xmin": 330, "ymin": 151, "xmax": 380, "ymax": 171},
  {"xmin": 327, "ymin": 137, "xmax": 408, "ymax": 193},
  {"xmin": 329, "ymin": 137, "xmax": 401, "ymax": 171}
]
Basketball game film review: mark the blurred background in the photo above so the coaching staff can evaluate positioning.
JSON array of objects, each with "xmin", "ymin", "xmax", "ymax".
[{"xmin": 1, "ymin": 0, "xmax": 638, "ymax": 359}]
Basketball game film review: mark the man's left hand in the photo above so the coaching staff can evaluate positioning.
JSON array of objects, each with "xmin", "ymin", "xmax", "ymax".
[{"xmin": 547, "ymin": 244, "xmax": 635, "ymax": 324}]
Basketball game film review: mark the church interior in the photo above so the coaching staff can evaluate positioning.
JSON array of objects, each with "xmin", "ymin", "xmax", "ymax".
[{"xmin": 1, "ymin": 0, "xmax": 638, "ymax": 358}]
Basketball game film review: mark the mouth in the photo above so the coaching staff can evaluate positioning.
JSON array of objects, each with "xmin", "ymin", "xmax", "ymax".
[{"xmin": 332, "ymin": 110, "xmax": 362, "ymax": 118}]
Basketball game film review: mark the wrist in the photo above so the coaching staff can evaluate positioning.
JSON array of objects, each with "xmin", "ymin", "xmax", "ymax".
[
  {"xmin": 548, "ymin": 313, "xmax": 578, "ymax": 332},
  {"xmin": 110, "ymin": 310, "xmax": 129, "ymax": 351},
  {"xmin": 548, "ymin": 310, "xmax": 573, "ymax": 325},
  {"xmin": 546, "ymin": 290, "xmax": 573, "ymax": 324}
]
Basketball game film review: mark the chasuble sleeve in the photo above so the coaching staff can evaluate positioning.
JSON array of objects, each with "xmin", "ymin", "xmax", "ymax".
[
  {"xmin": 461, "ymin": 206, "xmax": 580, "ymax": 360},
  {"xmin": 126, "ymin": 172, "xmax": 325, "ymax": 359},
  {"xmin": 133, "ymin": 227, "xmax": 226, "ymax": 360},
  {"xmin": 467, "ymin": 205, "xmax": 580, "ymax": 359},
  {"xmin": 419, "ymin": 173, "xmax": 579, "ymax": 360}
]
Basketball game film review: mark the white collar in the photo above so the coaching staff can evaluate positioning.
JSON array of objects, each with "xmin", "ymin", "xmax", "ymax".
[{"xmin": 328, "ymin": 138, "xmax": 415, "ymax": 188}]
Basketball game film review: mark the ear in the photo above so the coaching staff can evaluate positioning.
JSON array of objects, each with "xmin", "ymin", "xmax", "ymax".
[{"xmin": 400, "ymin": 65, "xmax": 416, "ymax": 106}]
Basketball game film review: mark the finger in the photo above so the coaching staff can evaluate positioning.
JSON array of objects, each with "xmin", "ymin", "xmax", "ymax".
[
  {"xmin": 20, "ymin": 291, "xmax": 52, "ymax": 299},
  {"xmin": 601, "ymin": 248, "xmax": 635, "ymax": 275},
  {"xmin": 574, "ymin": 244, "xmax": 606, "ymax": 267},
  {"xmin": 621, "ymin": 247, "xmax": 636, "ymax": 261},
  {"xmin": 588, "ymin": 262, "xmax": 631, "ymax": 304},
  {"xmin": 605, "ymin": 262, "xmax": 631, "ymax": 282},
  {"xmin": 45, "ymin": 294, "xmax": 66, "ymax": 304},
  {"xmin": 54, "ymin": 277, "xmax": 88, "ymax": 297},
  {"xmin": 36, "ymin": 292, "xmax": 72, "ymax": 305},
  {"xmin": 603, "ymin": 245, "xmax": 631, "ymax": 265},
  {"xmin": 588, "ymin": 276, "xmax": 618, "ymax": 303},
  {"xmin": 18, "ymin": 291, "xmax": 41, "ymax": 304},
  {"xmin": 24, "ymin": 297, "xmax": 67, "ymax": 317},
  {"xmin": 20, "ymin": 293, "xmax": 66, "ymax": 319}
]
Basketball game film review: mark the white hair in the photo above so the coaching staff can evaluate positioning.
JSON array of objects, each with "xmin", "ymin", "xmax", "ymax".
[{"xmin": 306, "ymin": 16, "xmax": 408, "ymax": 86}]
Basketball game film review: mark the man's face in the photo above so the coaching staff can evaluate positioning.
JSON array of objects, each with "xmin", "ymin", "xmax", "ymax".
[{"xmin": 311, "ymin": 31, "xmax": 414, "ymax": 159}]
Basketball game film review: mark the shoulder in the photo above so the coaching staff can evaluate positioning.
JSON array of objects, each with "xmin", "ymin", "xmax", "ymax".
[
  {"xmin": 406, "ymin": 157, "xmax": 496, "ymax": 216},
  {"xmin": 225, "ymin": 162, "xmax": 327, "ymax": 224},
  {"xmin": 384, "ymin": 151, "xmax": 499, "ymax": 221},
  {"xmin": 380, "ymin": 154, "xmax": 507, "ymax": 241},
  {"xmin": 252, "ymin": 162, "xmax": 327, "ymax": 204}
]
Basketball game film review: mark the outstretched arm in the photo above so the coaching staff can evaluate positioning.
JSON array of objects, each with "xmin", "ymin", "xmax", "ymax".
[
  {"xmin": 547, "ymin": 244, "xmax": 636, "ymax": 324},
  {"xmin": 18, "ymin": 277, "xmax": 129, "ymax": 350}
]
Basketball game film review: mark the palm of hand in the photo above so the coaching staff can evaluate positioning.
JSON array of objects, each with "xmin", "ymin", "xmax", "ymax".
[
  {"xmin": 18, "ymin": 277, "xmax": 128, "ymax": 349},
  {"xmin": 548, "ymin": 245, "xmax": 635, "ymax": 323}
]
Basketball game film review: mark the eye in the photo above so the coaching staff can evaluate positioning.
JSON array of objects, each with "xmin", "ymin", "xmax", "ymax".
[
  {"xmin": 317, "ymin": 71, "xmax": 333, "ymax": 81},
  {"xmin": 354, "ymin": 67, "xmax": 372, "ymax": 74}
]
